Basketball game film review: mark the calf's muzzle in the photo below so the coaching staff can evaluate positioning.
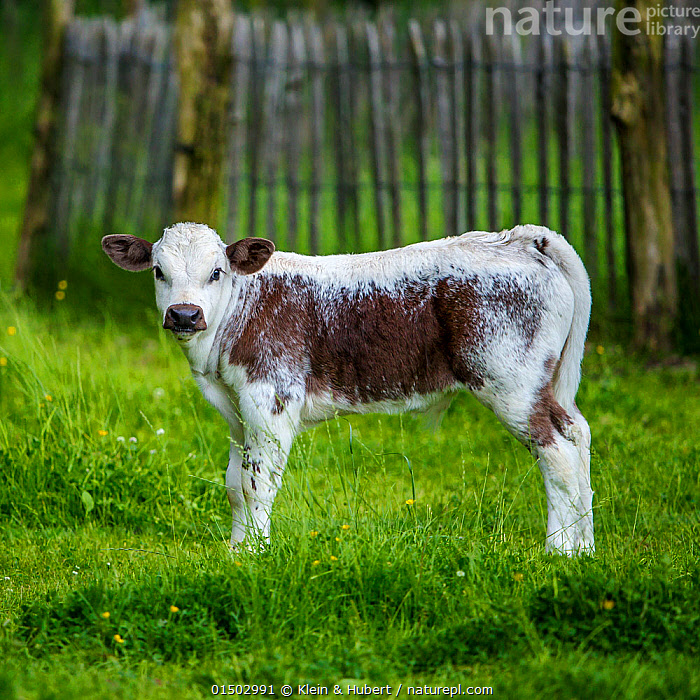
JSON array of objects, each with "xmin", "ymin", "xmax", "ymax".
[{"xmin": 164, "ymin": 304, "xmax": 207, "ymax": 333}]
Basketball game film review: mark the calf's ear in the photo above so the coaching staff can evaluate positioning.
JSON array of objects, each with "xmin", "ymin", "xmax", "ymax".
[
  {"xmin": 226, "ymin": 237, "xmax": 275, "ymax": 274},
  {"xmin": 101, "ymin": 234, "xmax": 153, "ymax": 271}
]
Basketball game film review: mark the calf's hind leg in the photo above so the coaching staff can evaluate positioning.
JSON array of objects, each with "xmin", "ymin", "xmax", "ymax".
[
  {"xmin": 527, "ymin": 387, "xmax": 591, "ymax": 554},
  {"xmin": 534, "ymin": 434, "xmax": 589, "ymax": 554},
  {"xmin": 492, "ymin": 384, "xmax": 591, "ymax": 555},
  {"xmin": 570, "ymin": 407, "xmax": 593, "ymax": 551}
]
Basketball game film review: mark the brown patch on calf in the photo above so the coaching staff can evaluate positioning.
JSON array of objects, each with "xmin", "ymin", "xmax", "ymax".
[
  {"xmin": 228, "ymin": 272, "xmax": 544, "ymax": 405},
  {"xmin": 227, "ymin": 277, "xmax": 308, "ymax": 389},
  {"xmin": 534, "ymin": 237, "xmax": 548, "ymax": 255},
  {"xmin": 527, "ymin": 357, "xmax": 573, "ymax": 448},
  {"xmin": 435, "ymin": 274, "xmax": 542, "ymax": 369},
  {"xmin": 305, "ymin": 279, "xmax": 460, "ymax": 402},
  {"xmin": 433, "ymin": 278, "xmax": 486, "ymax": 388},
  {"xmin": 488, "ymin": 277, "xmax": 541, "ymax": 347},
  {"xmin": 532, "ymin": 237, "xmax": 550, "ymax": 267}
]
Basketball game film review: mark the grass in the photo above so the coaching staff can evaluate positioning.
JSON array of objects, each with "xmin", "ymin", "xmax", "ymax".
[{"xmin": 1, "ymin": 294, "xmax": 699, "ymax": 698}]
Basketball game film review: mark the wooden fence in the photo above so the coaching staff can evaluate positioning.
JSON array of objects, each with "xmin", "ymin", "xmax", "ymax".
[{"xmin": 44, "ymin": 6, "xmax": 699, "ymax": 309}]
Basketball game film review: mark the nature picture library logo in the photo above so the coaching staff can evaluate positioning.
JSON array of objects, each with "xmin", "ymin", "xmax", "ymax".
[{"xmin": 486, "ymin": 1, "xmax": 700, "ymax": 38}]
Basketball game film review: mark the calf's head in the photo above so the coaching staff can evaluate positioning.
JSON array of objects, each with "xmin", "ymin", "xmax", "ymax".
[{"xmin": 102, "ymin": 223, "xmax": 274, "ymax": 340}]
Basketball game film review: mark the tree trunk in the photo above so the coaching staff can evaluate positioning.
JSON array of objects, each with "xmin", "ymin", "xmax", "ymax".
[
  {"xmin": 172, "ymin": 0, "xmax": 233, "ymax": 226},
  {"xmin": 14, "ymin": 0, "xmax": 74, "ymax": 288},
  {"xmin": 611, "ymin": 0, "xmax": 677, "ymax": 352}
]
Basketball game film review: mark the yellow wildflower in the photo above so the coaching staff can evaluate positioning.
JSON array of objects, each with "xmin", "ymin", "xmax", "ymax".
[
  {"xmin": 98, "ymin": 430, "xmax": 108, "ymax": 437},
  {"xmin": 341, "ymin": 524, "xmax": 350, "ymax": 530},
  {"xmin": 113, "ymin": 634, "xmax": 124, "ymax": 643},
  {"xmin": 7, "ymin": 327, "xmax": 16, "ymax": 336},
  {"xmin": 234, "ymin": 561, "xmax": 242, "ymax": 567},
  {"xmin": 101, "ymin": 611, "xmax": 110, "ymax": 619},
  {"xmin": 335, "ymin": 537, "xmax": 340, "ymax": 542},
  {"xmin": 58, "ymin": 280, "xmax": 68, "ymax": 290},
  {"xmin": 45, "ymin": 394, "xmax": 53, "ymax": 402},
  {"xmin": 309, "ymin": 530, "xmax": 319, "ymax": 537},
  {"xmin": 0, "ymin": 357, "xmax": 7, "ymax": 367},
  {"xmin": 405, "ymin": 499, "xmax": 415, "ymax": 505},
  {"xmin": 596, "ymin": 345, "xmax": 604, "ymax": 355},
  {"xmin": 603, "ymin": 599, "xmax": 615, "ymax": 610},
  {"xmin": 55, "ymin": 291, "xmax": 65, "ymax": 301},
  {"xmin": 513, "ymin": 573, "xmax": 524, "ymax": 582},
  {"xmin": 330, "ymin": 555, "xmax": 338, "ymax": 562},
  {"xmin": 169, "ymin": 605, "xmax": 179, "ymax": 613},
  {"xmin": 312, "ymin": 560, "xmax": 320, "ymax": 566}
]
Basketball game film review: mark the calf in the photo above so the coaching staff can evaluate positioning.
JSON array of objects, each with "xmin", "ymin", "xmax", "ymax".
[{"xmin": 102, "ymin": 222, "xmax": 593, "ymax": 554}]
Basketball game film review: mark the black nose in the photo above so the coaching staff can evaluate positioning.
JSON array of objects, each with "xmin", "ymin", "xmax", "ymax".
[
  {"xmin": 164, "ymin": 304, "xmax": 206, "ymax": 332},
  {"xmin": 169, "ymin": 306, "xmax": 200, "ymax": 327}
]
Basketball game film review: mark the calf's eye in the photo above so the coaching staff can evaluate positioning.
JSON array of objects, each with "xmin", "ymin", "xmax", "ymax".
[
  {"xmin": 210, "ymin": 268, "xmax": 222, "ymax": 282},
  {"xmin": 154, "ymin": 266, "xmax": 165, "ymax": 281}
]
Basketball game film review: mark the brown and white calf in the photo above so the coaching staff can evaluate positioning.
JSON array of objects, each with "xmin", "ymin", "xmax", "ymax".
[{"xmin": 102, "ymin": 222, "xmax": 593, "ymax": 555}]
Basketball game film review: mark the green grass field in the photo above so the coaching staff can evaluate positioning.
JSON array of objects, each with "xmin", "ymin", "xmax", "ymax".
[{"xmin": 0, "ymin": 295, "xmax": 699, "ymax": 699}]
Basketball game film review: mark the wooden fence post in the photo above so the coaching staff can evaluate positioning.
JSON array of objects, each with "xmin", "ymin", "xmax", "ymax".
[
  {"xmin": 598, "ymin": 31, "xmax": 617, "ymax": 311},
  {"xmin": 225, "ymin": 14, "xmax": 252, "ymax": 243},
  {"xmin": 284, "ymin": 19, "xmax": 306, "ymax": 251},
  {"xmin": 675, "ymin": 34, "xmax": 700, "ymax": 348},
  {"xmin": 483, "ymin": 33, "xmax": 499, "ymax": 233},
  {"xmin": 173, "ymin": 0, "xmax": 233, "ymax": 226},
  {"xmin": 581, "ymin": 36, "xmax": 598, "ymax": 284},
  {"xmin": 464, "ymin": 30, "xmax": 480, "ymax": 232},
  {"xmin": 366, "ymin": 21, "xmax": 387, "ymax": 248},
  {"xmin": 507, "ymin": 33, "xmax": 522, "ymax": 228},
  {"xmin": 535, "ymin": 31, "xmax": 550, "ymax": 229},
  {"xmin": 307, "ymin": 19, "xmax": 324, "ymax": 255},
  {"xmin": 434, "ymin": 20, "xmax": 456, "ymax": 237},
  {"xmin": 331, "ymin": 23, "xmax": 350, "ymax": 251},
  {"xmin": 262, "ymin": 21, "xmax": 288, "ymax": 244},
  {"xmin": 611, "ymin": 0, "xmax": 677, "ymax": 352},
  {"xmin": 556, "ymin": 36, "xmax": 572, "ymax": 240},
  {"xmin": 247, "ymin": 17, "xmax": 265, "ymax": 240},
  {"xmin": 381, "ymin": 17, "xmax": 403, "ymax": 247},
  {"xmin": 408, "ymin": 19, "xmax": 430, "ymax": 242},
  {"xmin": 14, "ymin": 0, "xmax": 74, "ymax": 287}
]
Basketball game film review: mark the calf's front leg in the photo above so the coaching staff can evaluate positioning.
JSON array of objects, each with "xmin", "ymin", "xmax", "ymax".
[
  {"xmin": 226, "ymin": 433, "xmax": 254, "ymax": 547},
  {"xmin": 237, "ymin": 396, "xmax": 300, "ymax": 543}
]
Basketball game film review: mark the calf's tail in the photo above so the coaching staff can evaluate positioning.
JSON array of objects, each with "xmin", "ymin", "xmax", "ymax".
[{"xmin": 536, "ymin": 229, "xmax": 591, "ymax": 413}]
